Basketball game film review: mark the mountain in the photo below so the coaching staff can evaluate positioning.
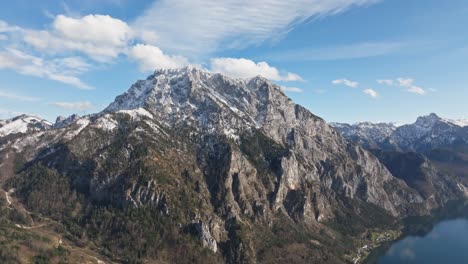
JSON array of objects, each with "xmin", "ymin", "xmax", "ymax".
[
  {"xmin": 332, "ymin": 113, "xmax": 468, "ymax": 210},
  {"xmin": 389, "ymin": 113, "xmax": 468, "ymax": 152},
  {"xmin": 332, "ymin": 113, "xmax": 468, "ymax": 152},
  {"xmin": 330, "ymin": 122, "xmax": 397, "ymax": 149},
  {"xmin": 0, "ymin": 114, "xmax": 51, "ymax": 138},
  {"xmin": 0, "ymin": 67, "xmax": 462, "ymax": 264}
]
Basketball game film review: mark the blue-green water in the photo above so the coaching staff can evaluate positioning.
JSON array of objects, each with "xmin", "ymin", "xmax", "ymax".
[
  {"xmin": 366, "ymin": 201, "xmax": 468, "ymax": 264},
  {"xmin": 376, "ymin": 218, "xmax": 468, "ymax": 264}
]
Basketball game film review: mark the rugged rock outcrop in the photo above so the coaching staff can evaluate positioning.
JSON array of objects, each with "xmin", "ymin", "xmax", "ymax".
[{"xmin": 0, "ymin": 67, "xmax": 454, "ymax": 263}]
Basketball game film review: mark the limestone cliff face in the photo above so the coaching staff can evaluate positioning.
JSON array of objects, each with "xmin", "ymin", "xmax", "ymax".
[
  {"xmin": 104, "ymin": 67, "xmax": 423, "ymax": 218},
  {"xmin": 0, "ymin": 67, "xmax": 441, "ymax": 263}
]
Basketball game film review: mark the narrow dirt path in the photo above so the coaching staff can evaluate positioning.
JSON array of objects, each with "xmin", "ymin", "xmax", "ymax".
[{"xmin": 4, "ymin": 191, "xmax": 11, "ymax": 207}]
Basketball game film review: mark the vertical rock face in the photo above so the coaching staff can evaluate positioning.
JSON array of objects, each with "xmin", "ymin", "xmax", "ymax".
[
  {"xmin": 1, "ymin": 67, "xmax": 439, "ymax": 263},
  {"xmin": 104, "ymin": 66, "xmax": 423, "ymax": 219}
]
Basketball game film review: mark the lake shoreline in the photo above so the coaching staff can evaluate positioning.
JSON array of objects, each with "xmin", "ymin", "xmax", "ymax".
[{"xmin": 363, "ymin": 199, "xmax": 468, "ymax": 264}]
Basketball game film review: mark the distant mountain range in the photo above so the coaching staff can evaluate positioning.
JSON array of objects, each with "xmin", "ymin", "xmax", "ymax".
[
  {"xmin": 332, "ymin": 113, "xmax": 468, "ymax": 152},
  {"xmin": 332, "ymin": 113, "xmax": 468, "ymax": 214},
  {"xmin": 0, "ymin": 67, "xmax": 466, "ymax": 264}
]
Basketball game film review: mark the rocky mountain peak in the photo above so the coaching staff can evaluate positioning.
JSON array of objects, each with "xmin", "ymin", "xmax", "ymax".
[
  {"xmin": 0, "ymin": 114, "xmax": 51, "ymax": 137},
  {"xmin": 104, "ymin": 67, "xmax": 290, "ymax": 139},
  {"xmin": 414, "ymin": 113, "xmax": 442, "ymax": 127}
]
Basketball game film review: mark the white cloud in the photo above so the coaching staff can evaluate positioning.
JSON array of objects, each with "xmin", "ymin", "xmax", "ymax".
[
  {"xmin": 332, "ymin": 78, "xmax": 359, "ymax": 88},
  {"xmin": 363, "ymin": 88, "xmax": 378, "ymax": 98},
  {"xmin": 23, "ymin": 14, "xmax": 133, "ymax": 62},
  {"xmin": 407, "ymin": 85, "xmax": 426, "ymax": 95},
  {"xmin": 267, "ymin": 41, "xmax": 406, "ymax": 62},
  {"xmin": 53, "ymin": 14, "xmax": 132, "ymax": 47},
  {"xmin": 0, "ymin": 90, "xmax": 40, "ymax": 101},
  {"xmin": 377, "ymin": 79, "xmax": 394, "ymax": 85},
  {"xmin": 378, "ymin": 77, "xmax": 426, "ymax": 95},
  {"xmin": 0, "ymin": 49, "xmax": 93, "ymax": 90},
  {"xmin": 210, "ymin": 57, "xmax": 302, "ymax": 81},
  {"xmin": 397, "ymin": 78, "xmax": 414, "ymax": 88},
  {"xmin": 0, "ymin": 20, "xmax": 20, "ymax": 33},
  {"xmin": 0, "ymin": 34, "xmax": 7, "ymax": 41},
  {"xmin": 127, "ymin": 44, "xmax": 189, "ymax": 71},
  {"xmin": 133, "ymin": 0, "xmax": 380, "ymax": 55},
  {"xmin": 281, "ymin": 86, "xmax": 303, "ymax": 93},
  {"xmin": 52, "ymin": 101, "xmax": 93, "ymax": 110}
]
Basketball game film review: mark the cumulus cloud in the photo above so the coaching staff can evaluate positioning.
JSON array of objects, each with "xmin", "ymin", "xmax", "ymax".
[
  {"xmin": 23, "ymin": 14, "xmax": 133, "ymax": 62},
  {"xmin": 332, "ymin": 78, "xmax": 359, "ymax": 88},
  {"xmin": 128, "ymin": 44, "xmax": 189, "ymax": 71},
  {"xmin": 133, "ymin": 0, "xmax": 381, "ymax": 55},
  {"xmin": 210, "ymin": 58, "xmax": 302, "ymax": 81},
  {"xmin": 363, "ymin": 88, "xmax": 378, "ymax": 98},
  {"xmin": 377, "ymin": 77, "xmax": 426, "ymax": 95},
  {"xmin": 0, "ymin": 49, "xmax": 93, "ymax": 90},
  {"xmin": 52, "ymin": 101, "xmax": 93, "ymax": 110},
  {"xmin": 281, "ymin": 86, "xmax": 303, "ymax": 93}
]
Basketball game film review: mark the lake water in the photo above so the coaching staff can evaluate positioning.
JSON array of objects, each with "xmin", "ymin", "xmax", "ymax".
[{"xmin": 366, "ymin": 201, "xmax": 468, "ymax": 264}]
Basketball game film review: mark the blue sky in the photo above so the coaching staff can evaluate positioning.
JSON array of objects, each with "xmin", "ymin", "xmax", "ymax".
[{"xmin": 0, "ymin": 0, "xmax": 467, "ymax": 124}]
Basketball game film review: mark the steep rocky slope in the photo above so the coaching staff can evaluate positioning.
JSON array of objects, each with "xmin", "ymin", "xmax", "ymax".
[
  {"xmin": 332, "ymin": 114, "xmax": 468, "ymax": 213},
  {"xmin": 332, "ymin": 113, "xmax": 468, "ymax": 152},
  {"xmin": 0, "ymin": 67, "xmax": 454, "ymax": 263},
  {"xmin": 331, "ymin": 122, "xmax": 396, "ymax": 149}
]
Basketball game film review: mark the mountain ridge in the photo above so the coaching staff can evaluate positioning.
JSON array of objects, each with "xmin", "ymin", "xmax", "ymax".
[{"xmin": 0, "ymin": 67, "xmax": 464, "ymax": 263}]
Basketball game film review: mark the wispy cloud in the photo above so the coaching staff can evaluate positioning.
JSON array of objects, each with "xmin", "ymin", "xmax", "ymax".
[
  {"xmin": 281, "ymin": 86, "xmax": 303, "ymax": 93},
  {"xmin": 0, "ymin": 49, "xmax": 93, "ymax": 90},
  {"xmin": 265, "ymin": 41, "xmax": 406, "ymax": 62},
  {"xmin": 0, "ymin": 90, "xmax": 40, "ymax": 101},
  {"xmin": 0, "ymin": 108, "xmax": 24, "ymax": 119},
  {"xmin": 133, "ymin": 0, "xmax": 381, "ymax": 56},
  {"xmin": 332, "ymin": 78, "xmax": 359, "ymax": 88},
  {"xmin": 377, "ymin": 77, "xmax": 426, "ymax": 95},
  {"xmin": 210, "ymin": 57, "xmax": 302, "ymax": 81},
  {"xmin": 52, "ymin": 101, "xmax": 94, "ymax": 110},
  {"xmin": 377, "ymin": 79, "xmax": 394, "ymax": 85},
  {"xmin": 363, "ymin": 88, "xmax": 378, "ymax": 98}
]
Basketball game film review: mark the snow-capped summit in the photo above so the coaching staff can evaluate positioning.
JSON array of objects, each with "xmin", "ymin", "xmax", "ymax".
[
  {"xmin": 54, "ymin": 114, "xmax": 82, "ymax": 129},
  {"xmin": 0, "ymin": 114, "xmax": 52, "ymax": 137},
  {"xmin": 332, "ymin": 113, "xmax": 468, "ymax": 151},
  {"xmin": 104, "ymin": 66, "xmax": 291, "ymax": 139},
  {"xmin": 331, "ymin": 121, "xmax": 396, "ymax": 149}
]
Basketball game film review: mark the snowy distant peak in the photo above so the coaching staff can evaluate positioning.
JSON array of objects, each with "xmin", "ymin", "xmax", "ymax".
[
  {"xmin": 413, "ymin": 113, "xmax": 468, "ymax": 128},
  {"xmin": 333, "ymin": 113, "xmax": 468, "ymax": 152},
  {"xmin": 331, "ymin": 121, "xmax": 397, "ymax": 148},
  {"xmin": 54, "ymin": 114, "xmax": 82, "ymax": 129},
  {"xmin": 0, "ymin": 114, "xmax": 52, "ymax": 137},
  {"xmin": 414, "ymin": 113, "xmax": 442, "ymax": 127},
  {"xmin": 445, "ymin": 118, "xmax": 468, "ymax": 127}
]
